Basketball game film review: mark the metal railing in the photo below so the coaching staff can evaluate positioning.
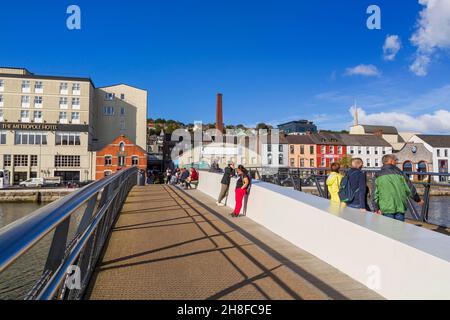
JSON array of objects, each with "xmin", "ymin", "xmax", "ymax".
[
  {"xmin": 245, "ymin": 167, "xmax": 450, "ymax": 226},
  {"xmin": 0, "ymin": 167, "xmax": 138, "ymax": 300}
]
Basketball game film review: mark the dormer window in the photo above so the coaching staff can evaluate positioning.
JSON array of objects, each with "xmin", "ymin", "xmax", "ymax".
[{"xmin": 119, "ymin": 141, "xmax": 125, "ymax": 152}]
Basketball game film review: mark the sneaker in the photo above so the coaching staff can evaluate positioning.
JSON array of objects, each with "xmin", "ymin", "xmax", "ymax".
[
  {"xmin": 216, "ymin": 201, "xmax": 221, "ymax": 206},
  {"xmin": 217, "ymin": 203, "xmax": 225, "ymax": 207}
]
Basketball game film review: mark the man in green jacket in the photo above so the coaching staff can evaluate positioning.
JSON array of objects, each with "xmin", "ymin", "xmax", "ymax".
[{"xmin": 373, "ymin": 154, "xmax": 424, "ymax": 222}]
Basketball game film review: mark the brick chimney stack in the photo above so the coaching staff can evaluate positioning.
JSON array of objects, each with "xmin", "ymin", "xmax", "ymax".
[{"xmin": 216, "ymin": 93, "xmax": 224, "ymax": 132}]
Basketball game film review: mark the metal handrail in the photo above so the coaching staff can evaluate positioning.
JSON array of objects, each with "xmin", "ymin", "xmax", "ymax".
[{"xmin": 0, "ymin": 167, "xmax": 138, "ymax": 300}]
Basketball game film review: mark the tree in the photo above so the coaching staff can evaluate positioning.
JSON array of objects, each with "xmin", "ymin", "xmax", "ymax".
[{"xmin": 338, "ymin": 155, "xmax": 353, "ymax": 169}]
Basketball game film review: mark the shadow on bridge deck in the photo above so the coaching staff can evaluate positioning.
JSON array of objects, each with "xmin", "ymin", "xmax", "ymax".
[{"xmin": 86, "ymin": 185, "xmax": 382, "ymax": 300}]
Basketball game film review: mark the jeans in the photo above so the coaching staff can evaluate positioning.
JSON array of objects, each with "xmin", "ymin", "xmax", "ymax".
[{"xmin": 383, "ymin": 213, "xmax": 405, "ymax": 222}]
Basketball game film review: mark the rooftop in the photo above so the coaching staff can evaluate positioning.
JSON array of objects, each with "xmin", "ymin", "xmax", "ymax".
[{"xmin": 416, "ymin": 135, "xmax": 450, "ymax": 148}]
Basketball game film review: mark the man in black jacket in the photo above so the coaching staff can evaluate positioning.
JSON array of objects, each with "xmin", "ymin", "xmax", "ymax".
[{"xmin": 216, "ymin": 162, "xmax": 235, "ymax": 206}]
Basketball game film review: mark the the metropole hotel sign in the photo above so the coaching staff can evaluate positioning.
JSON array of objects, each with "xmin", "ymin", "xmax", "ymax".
[{"xmin": 0, "ymin": 122, "xmax": 89, "ymax": 132}]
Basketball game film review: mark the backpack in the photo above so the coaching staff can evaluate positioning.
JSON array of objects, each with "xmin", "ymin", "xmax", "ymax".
[{"xmin": 338, "ymin": 170, "xmax": 359, "ymax": 203}]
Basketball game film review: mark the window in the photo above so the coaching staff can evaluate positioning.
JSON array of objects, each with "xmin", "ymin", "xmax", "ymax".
[
  {"xmin": 267, "ymin": 153, "xmax": 272, "ymax": 165},
  {"xmin": 375, "ymin": 148, "xmax": 379, "ymax": 155},
  {"xmin": 34, "ymin": 96, "xmax": 43, "ymax": 108},
  {"xmin": 119, "ymin": 141, "xmax": 125, "ymax": 152},
  {"xmin": 0, "ymin": 80, "xmax": 4, "ymax": 91},
  {"xmin": 437, "ymin": 149, "xmax": 441, "ymax": 157},
  {"xmin": 120, "ymin": 93, "xmax": 125, "ymax": 100},
  {"xmin": 59, "ymin": 111, "xmax": 68, "ymax": 123},
  {"xmin": 104, "ymin": 171, "xmax": 112, "ymax": 177},
  {"xmin": 72, "ymin": 98, "xmax": 80, "ymax": 109},
  {"xmin": 131, "ymin": 156, "xmax": 139, "ymax": 166},
  {"xmin": 14, "ymin": 131, "xmax": 47, "ymax": 145},
  {"xmin": 0, "ymin": 131, "xmax": 6, "ymax": 144},
  {"xmin": 358, "ymin": 147, "xmax": 362, "ymax": 155},
  {"xmin": 14, "ymin": 155, "xmax": 28, "ymax": 166},
  {"xmin": 34, "ymin": 111, "xmax": 43, "ymax": 122},
  {"xmin": 30, "ymin": 155, "xmax": 38, "ymax": 167},
  {"xmin": 104, "ymin": 156, "xmax": 112, "ymax": 166},
  {"xmin": 105, "ymin": 93, "xmax": 115, "ymax": 100},
  {"xmin": 55, "ymin": 155, "xmax": 81, "ymax": 167},
  {"xmin": 60, "ymin": 82, "xmax": 68, "ymax": 93},
  {"xmin": 321, "ymin": 158, "xmax": 326, "ymax": 167},
  {"xmin": 320, "ymin": 146, "xmax": 326, "ymax": 154},
  {"xmin": 300, "ymin": 158, "xmax": 305, "ymax": 167},
  {"xmin": 330, "ymin": 146, "xmax": 334, "ymax": 154},
  {"xmin": 0, "ymin": 95, "xmax": 3, "ymax": 107},
  {"xmin": 375, "ymin": 159, "xmax": 379, "ymax": 167},
  {"xmin": 60, "ymin": 97, "xmax": 68, "ymax": 109},
  {"xmin": 279, "ymin": 153, "xmax": 284, "ymax": 165},
  {"xmin": 349, "ymin": 147, "xmax": 354, "ymax": 155},
  {"xmin": 279, "ymin": 144, "xmax": 283, "ymax": 152},
  {"xmin": 3, "ymin": 155, "xmax": 11, "ymax": 167},
  {"xmin": 120, "ymin": 119, "xmax": 126, "ymax": 130},
  {"xmin": 118, "ymin": 156, "xmax": 126, "ymax": 167},
  {"xmin": 367, "ymin": 148, "xmax": 371, "ymax": 155},
  {"xmin": 290, "ymin": 145, "xmax": 295, "ymax": 154},
  {"xmin": 267, "ymin": 144, "xmax": 272, "ymax": 152},
  {"xmin": 20, "ymin": 110, "xmax": 30, "ymax": 122},
  {"xmin": 71, "ymin": 112, "xmax": 80, "ymax": 123},
  {"xmin": 310, "ymin": 159, "xmax": 315, "ymax": 167},
  {"xmin": 55, "ymin": 132, "xmax": 81, "ymax": 146},
  {"xmin": 366, "ymin": 159, "xmax": 371, "ymax": 167},
  {"xmin": 382, "ymin": 148, "xmax": 386, "ymax": 155},
  {"xmin": 0, "ymin": 110, "xmax": 3, "ymax": 121},
  {"xmin": 290, "ymin": 158, "xmax": 295, "ymax": 167},
  {"xmin": 445, "ymin": 149, "xmax": 449, "ymax": 158},
  {"xmin": 72, "ymin": 83, "xmax": 81, "ymax": 95},
  {"xmin": 35, "ymin": 81, "xmax": 43, "ymax": 93},
  {"xmin": 310, "ymin": 146, "xmax": 314, "ymax": 155},
  {"xmin": 103, "ymin": 106, "xmax": 114, "ymax": 116},
  {"xmin": 338, "ymin": 146, "xmax": 343, "ymax": 155},
  {"xmin": 120, "ymin": 107, "xmax": 125, "ymax": 116},
  {"xmin": 21, "ymin": 95, "xmax": 30, "ymax": 107},
  {"xmin": 22, "ymin": 80, "xmax": 30, "ymax": 92},
  {"xmin": 300, "ymin": 145, "xmax": 305, "ymax": 155}
]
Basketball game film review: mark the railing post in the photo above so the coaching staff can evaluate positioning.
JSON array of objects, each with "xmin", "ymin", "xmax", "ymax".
[
  {"xmin": 421, "ymin": 175, "xmax": 432, "ymax": 223},
  {"xmin": 44, "ymin": 217, "xmax": 71, "ymax": 272}
]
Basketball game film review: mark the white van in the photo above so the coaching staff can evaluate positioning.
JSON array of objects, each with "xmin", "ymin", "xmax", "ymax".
[
  {"xmin": 19, "ymin": 177, "xmax": 61, "ymax": 188},
  {"xmin": 0, "ymin": 170, "xmax": 10, "ymax": 189}
]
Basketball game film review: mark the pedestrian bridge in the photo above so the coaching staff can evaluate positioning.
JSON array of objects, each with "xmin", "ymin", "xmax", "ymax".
[{"xmin": 1, "ymin": 168, "xmax": 450, "ymax": 300}]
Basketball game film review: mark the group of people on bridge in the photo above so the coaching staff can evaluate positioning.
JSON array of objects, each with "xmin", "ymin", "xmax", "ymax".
[{"xmin": 326, "ymin": 154, "xmax": 424, "ymax": 222}]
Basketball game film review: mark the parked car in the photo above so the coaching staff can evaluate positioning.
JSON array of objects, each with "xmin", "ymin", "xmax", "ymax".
[{"xmin": 19, "ymin": 177, "xmax": 61, "ymax": 188}]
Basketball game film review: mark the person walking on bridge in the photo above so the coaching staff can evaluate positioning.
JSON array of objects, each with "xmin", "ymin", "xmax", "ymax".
[
  {"xmin": 373, "ymin": 154, "xmax": 424, "ymax": 222},
  {"xmin": 326, "ymin": 162, "xmax": 343, "ymax": 203},
  {"xmin": 216, "ymin": 161, "xmax": 235, "ymax": 206},
  {"xmin": 343, "ymin": 158, "xmax": 368, "ymax": 212},
  {"xmin": 232, "ymin": 165, "xmax": 251, "ymax": 218}
]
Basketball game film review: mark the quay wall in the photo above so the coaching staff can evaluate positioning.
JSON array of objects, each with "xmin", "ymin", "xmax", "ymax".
[
  {"xmin": 0, "ymin": 189, "xmax": 76, "ymax": 203},
  {"xmin": 197, "ymin": 171, "xmax": 450, "ymax": 300}
]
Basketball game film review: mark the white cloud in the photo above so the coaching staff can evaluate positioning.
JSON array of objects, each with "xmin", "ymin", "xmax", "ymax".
[
  {"xmin": 383, "ymin": 35, "xmax": 401, "ymax": 61},
  {"xmin": 344, "ymin": 64, "xmax": 381, "ymax": 77},
  {"xmin": 410, "ymin": 0, "xmax": 450, "ymax": 76},
  {"xmin": 350, "ymin": 107, "xmax": 450, "ymax": 133}
]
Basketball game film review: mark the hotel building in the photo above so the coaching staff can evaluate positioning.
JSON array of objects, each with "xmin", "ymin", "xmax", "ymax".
[{"xmin": 0, "ymin": 67, "xmax": 147, "ymax": 184}]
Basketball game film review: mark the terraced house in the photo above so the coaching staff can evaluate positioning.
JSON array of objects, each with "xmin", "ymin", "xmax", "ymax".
[{"xmin": 0, "ymin": 67, "xmax": 147, "ymax": 184}]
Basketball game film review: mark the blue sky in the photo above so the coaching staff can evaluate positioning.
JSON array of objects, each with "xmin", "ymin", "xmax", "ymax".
[{"xmin": 1, "ymin": 0, "xmax": 450, "ymax": 132}]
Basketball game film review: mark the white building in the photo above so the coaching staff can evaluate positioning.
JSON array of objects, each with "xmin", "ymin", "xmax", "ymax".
[
  {"xmin": 260, "ymin": 134, "xmax": 289, "ymax": 168},
  {"xmin": 340, "ymin": 134, "xmax": 393, "ymax": 169},
  {"xmin": 409, "ymin": 135, "xmax": 450, "ymax": 181}
]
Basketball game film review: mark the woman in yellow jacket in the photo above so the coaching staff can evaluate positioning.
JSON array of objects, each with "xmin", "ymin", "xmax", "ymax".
[{"xmin": 326, "ymin": 162, "xmax": 343, "ymax": 203}]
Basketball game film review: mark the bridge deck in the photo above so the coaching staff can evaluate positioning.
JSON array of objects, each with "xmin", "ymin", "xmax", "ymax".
[{"xmin": 87, "ymin": 185, "xmax": 382, "ymax": 300}]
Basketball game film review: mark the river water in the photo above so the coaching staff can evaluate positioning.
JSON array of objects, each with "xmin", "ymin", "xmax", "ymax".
[
  {"xmin": 0, "ymin": 202, "xmax": 50, "ymax": 300},
  {"xmin": 0, "ymin": 197, "xmax": 449, "ymax": 299}
]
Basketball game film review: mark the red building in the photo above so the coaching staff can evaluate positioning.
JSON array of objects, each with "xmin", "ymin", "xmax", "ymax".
[
  {"xmin": 310, "ymin": 133, "xmax": 347, "ymax": 168},
  {"xmin": 96, "ymin": 135, "xmax": 147, "ymax": 180}
]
